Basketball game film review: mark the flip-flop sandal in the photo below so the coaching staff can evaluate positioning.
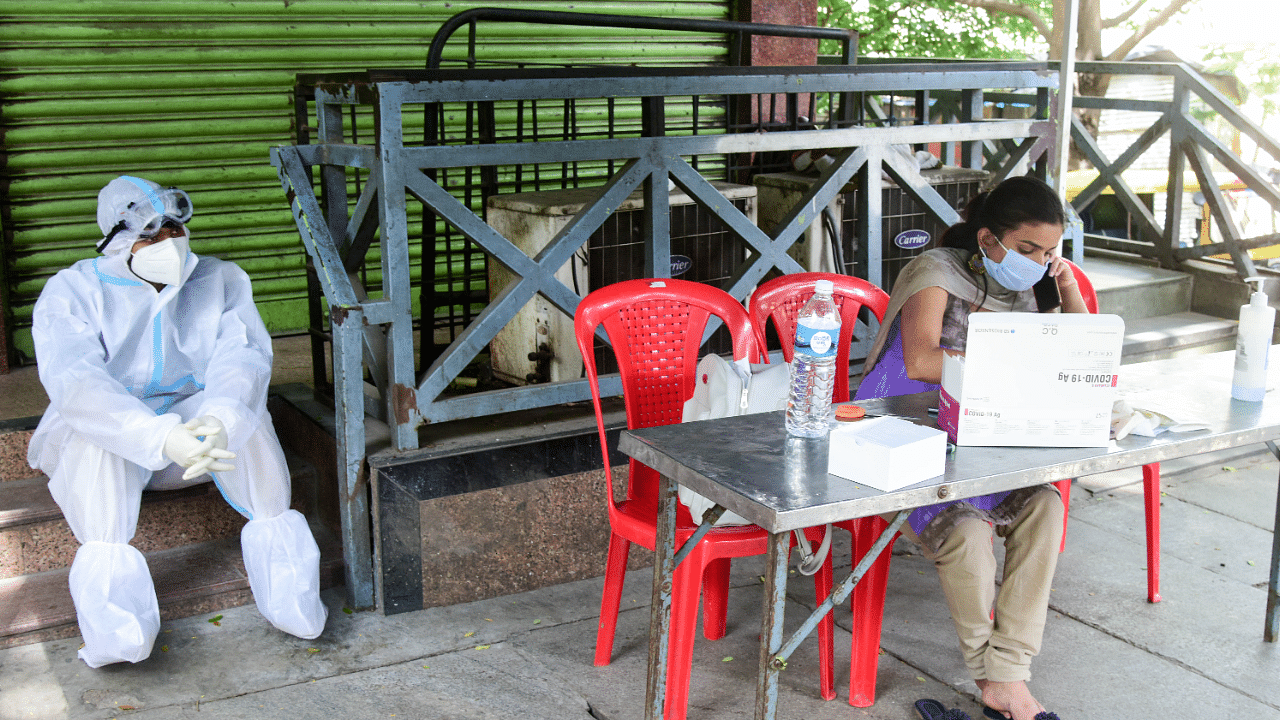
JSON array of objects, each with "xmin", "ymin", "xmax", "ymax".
[
  {"xmin": 916, "ymin": 698, "xmax": 973, "ymax": 720},
  {"xmin": 983, "ymin": 707, "xmax": 1061, "ymax": 720}
]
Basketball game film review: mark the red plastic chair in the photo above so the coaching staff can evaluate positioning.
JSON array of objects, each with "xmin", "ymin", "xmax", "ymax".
[
  {"xmin": 575, "ymin": 278, "xmax": 837, "ymax": 719},
  {"xmin": 1057, "ymin": 259, "xmax": 1163, "ymax": 603},
  {"xmin": 748, "ymin": 272, "xmax": 893, "ymax": 707}
]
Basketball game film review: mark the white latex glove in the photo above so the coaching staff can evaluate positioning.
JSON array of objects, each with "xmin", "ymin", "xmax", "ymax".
[
  {"xmin": 163, "ymin": 416, "xmax": 236, "ymax": 480},
  {"xmin": 186, "ymin": 415, "xmax": 236, "ymax": 479}
]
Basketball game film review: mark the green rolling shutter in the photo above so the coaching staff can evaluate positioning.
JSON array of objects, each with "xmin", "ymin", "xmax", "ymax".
[{"xmin": 0, "ymin": 0, "xmax": 730, "ymax": 363}]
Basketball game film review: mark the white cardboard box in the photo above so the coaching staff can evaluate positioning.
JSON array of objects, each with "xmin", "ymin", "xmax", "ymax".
[
  {"xmin": 827, "ymin": 416, "xmax": 948, "ymax": 492},
  {"xmin": 938, "ymin": 312, "xmax": 1124, "ymax": 447}
]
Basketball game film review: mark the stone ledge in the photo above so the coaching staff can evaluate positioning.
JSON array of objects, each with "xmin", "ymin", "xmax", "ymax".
[{"xmin": 371, "ymin": 424, "xmax": 630, "ymax": 615}]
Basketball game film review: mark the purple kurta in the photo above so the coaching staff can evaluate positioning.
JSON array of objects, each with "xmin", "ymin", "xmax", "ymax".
[{"xmin": 854, "ymin": 315, "xmax": 1012, "ymax": 538}]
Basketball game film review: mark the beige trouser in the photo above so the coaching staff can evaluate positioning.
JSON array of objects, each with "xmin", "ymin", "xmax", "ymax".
[{"xmin": 898, "ymin": 487, "xmax": 1064, "ymax": 682}]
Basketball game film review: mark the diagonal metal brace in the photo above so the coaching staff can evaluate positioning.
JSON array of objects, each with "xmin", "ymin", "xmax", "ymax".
[
  {"xmin": 671, "ymin": 504, "xmax": 727, "ymax": 569},
  {"xmin": 771, "ymin": 509, "xmax": 910, "ymax": 669},
  {"xmin": 269, "ymin": 145, "xmax": 360, "ymax": 307}
]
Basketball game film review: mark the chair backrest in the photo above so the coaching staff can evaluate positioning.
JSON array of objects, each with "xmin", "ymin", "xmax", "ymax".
[
  {"xmin": 748, "ymin": 272, "xmax": 890, "ymax": 402},
  {"xmin": 574, "ymin": 278, "xmax": 762, "ymax": 518},
  {"xmin": 1064, "ymin": 258, "xmax": 1098, "ymax": 314}
]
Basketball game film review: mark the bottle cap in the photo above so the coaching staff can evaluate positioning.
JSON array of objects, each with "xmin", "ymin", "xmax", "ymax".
[{"xmin": 814, "ymin": 279, "xmax": 834, "ymax": 295}]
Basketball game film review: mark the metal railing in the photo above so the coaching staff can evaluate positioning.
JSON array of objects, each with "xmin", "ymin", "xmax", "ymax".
[
  {"xmin": 1067, "ymin": 61, "xmax": 1280, "ymax": 277},
  {"xmin": 271, "ymin": 60, "xmax": 1059, "ymax": 607},
  {"xmin": 291, "ymin": 11, "xmax": 861, "ymax": 400}
]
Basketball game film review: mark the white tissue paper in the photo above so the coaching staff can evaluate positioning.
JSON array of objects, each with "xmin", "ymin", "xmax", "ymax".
[
  {"xmin": 1110, "ymin": 398, "xmax": 1210, "ymax": 440},
  {"xmin": 828, "ymin": 416, "xmax": 947, "ymax": 492}
]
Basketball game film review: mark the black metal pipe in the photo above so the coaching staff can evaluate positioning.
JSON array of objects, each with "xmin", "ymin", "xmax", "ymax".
[{"xmin": 427, "ymin": 7, "xmax": 856, "ymax": 69}]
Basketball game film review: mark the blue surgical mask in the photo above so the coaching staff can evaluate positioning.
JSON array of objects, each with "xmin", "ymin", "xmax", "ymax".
[{"xmin": 979, "ymin": 237, "xmax": 1048, "ymax": 291}]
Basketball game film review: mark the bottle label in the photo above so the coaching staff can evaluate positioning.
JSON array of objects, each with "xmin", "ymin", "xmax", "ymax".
[{"xmin": 796, "ymin": 322, "xmax": 836, "ymax": 359}]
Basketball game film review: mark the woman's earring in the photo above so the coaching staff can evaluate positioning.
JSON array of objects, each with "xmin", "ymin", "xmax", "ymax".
[{"xmin": 968, "ymin": 252, "xmax": 985, "ymax": 274}]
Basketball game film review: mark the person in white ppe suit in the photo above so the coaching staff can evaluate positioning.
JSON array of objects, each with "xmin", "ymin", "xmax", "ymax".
[{"xmin": 27, "ymin": 175, "xmax": 328, "ymax": 668}]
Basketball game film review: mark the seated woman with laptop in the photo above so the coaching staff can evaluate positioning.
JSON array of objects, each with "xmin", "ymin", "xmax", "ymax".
[{"xmin": 854, "ymin": 176, "xmax": 1087, "ymax": 720}]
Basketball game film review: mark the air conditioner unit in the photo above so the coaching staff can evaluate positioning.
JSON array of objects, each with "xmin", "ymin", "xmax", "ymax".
[
  {"xmin": 755, "ymin": 166, "xmax": 988, "ymax": 292},
  {"xmin": 486, "ymin": 182, "xmax": 758, "ymax": 385}
]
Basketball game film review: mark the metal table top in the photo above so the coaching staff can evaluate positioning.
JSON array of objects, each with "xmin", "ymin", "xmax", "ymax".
[{"xmin": 620, "ymin": 350, "xmax": 1280, "ymax": 534}]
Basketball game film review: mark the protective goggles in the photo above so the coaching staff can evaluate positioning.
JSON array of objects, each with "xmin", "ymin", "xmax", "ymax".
[{"xmin": 98, "ymin": 186, "xmax": 193, "ymax": 252}]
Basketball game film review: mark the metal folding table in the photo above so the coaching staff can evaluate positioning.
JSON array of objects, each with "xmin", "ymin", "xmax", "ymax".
[{"xmin": 619, "ymin": 350, "xmax": 1280, "ymax": 720}]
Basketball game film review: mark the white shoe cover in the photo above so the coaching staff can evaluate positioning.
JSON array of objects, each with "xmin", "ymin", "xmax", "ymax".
[
  {"xmin": 69, "ymin": 542, "xmax": 160, "ymax": 668},
  {"xmin": 241, "ymin": 510, "xmax": 327, "ymax": 639}
]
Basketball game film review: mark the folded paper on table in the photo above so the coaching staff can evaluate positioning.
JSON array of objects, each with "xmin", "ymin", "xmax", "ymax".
[
  {"xmin": 1111, "ymin": 398, "xmax": 1211, "ymax": 440},
  {"xmin": 938, "ymin": 312, "xmax": 1125, "ymax": 448},
  {"xmin": 828, "ymin": 416, "xmax": 947, "ymax": 492}
]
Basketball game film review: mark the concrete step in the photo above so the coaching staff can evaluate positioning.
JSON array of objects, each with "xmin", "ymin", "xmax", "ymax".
[
  {"xmin": 1120, "ymin": 311, "xmax": 1238, "ymax": 365},
  {"xmin": 0, "ymin": 476, "xmax": 248, "ymax": 579},
  {"xmin": 0, "ymin": 424, "xmax": 35, "ymax": 483},
  {"xmin": 1083, "ymin": 256, "xmax": 1193, "ymax": 321},
  {"xmin": 0, "ymin": 529, "xmax": 345, "ymax": 650}
]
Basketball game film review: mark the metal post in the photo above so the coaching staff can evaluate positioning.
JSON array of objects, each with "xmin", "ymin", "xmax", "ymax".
[
  {"xmin": 1162, "ymin": 81, "xmax": 1191, "ymax": 267},
  {"xmin": 332, "ymin": 304, "xmax": 374, "ymax": 609},
  {"xmin": 375, "ymin": 88, "xmax": 422, "ymax": 451},
  {"xmin": 860, "ymin": 146, "xmax": 884, "ymax": 289},
  {"xmin": 1053, "ymin": 0, "xmax": 1079, "ymax": 202},
  {"xmin": 642, "ymin": 96, "xmax": 671, "ymax": 279},
  {"xmin": 960, "ymin": 89, "xmax": 985, "ymax": 170}
]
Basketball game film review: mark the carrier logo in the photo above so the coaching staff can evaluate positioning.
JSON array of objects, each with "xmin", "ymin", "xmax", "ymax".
[
  {"xmin": 670, "ymin": 255, "xmax": 693, "ymax": 276},
  {"xmin": 894, "ymin": 229, "xmax": 931, "ymax": 250}
]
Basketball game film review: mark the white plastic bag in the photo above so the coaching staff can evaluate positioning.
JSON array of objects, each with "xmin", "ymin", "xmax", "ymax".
[
  {"xmin": 678, "ymin": 354, "xmax": 789, "ymax": 525},
  {"xmin": 682, "ymin": 354, "xmax": 790, "ymax": 422},
  {"xmin": 677, "ymin": 354, "xmax": 833, "ymax": 575}
]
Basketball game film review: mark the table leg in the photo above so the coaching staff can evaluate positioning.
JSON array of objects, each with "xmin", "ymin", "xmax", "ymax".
[
  {"xmin": 773, "ymin": 510, "xmax": 909, "ymax": 668},
  {"xmin": 1266, "ymin": 442, "xmax": 1280, "ymax": 642},
  {"xmin": 646, "ymin": 474, "xmax": 680, "ymax": 719},
  {"xmin": 754, "ymin": 530, "xmax": 790, "ymax": 720}
]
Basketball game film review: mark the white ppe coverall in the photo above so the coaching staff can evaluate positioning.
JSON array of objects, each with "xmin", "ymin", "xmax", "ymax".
[{"xmin": 28, "ymin": 241, "xmax": 327, "ymax": 667}]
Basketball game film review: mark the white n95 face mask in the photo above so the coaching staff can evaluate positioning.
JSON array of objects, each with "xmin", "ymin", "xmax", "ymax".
[
  {"xmin": 130, "ymin": 231, "xmax": 190, "ymax": 287},
  {"xmin": 979, "ymin": 238, "xmax": 1049, "ymax": 292}
]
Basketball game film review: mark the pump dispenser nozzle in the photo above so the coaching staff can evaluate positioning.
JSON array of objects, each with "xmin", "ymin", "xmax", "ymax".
[{"xmin": 1247, "ymin": 277, "xmax": 1269, "ymax": 307}]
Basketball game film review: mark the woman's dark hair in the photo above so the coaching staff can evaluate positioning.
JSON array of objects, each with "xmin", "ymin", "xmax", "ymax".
[{"xmin": 940, "ymin": 175, "xmax": 1066, "ymax": 255}]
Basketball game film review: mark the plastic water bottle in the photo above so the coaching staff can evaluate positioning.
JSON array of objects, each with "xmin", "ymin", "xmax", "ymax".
[{"xmin": 786, "ymin": 279, "xmax": 840, "ymax": 437}]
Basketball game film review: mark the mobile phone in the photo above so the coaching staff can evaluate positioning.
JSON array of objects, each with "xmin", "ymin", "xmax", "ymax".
[{"xmin": 1033, "ymin": 271, "xmax": 1061, "ymax": 313}]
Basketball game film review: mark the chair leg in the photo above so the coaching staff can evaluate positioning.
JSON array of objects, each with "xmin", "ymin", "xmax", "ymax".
[
  {"xmin": 700, "ymin": 558, "xmax": 731, "ymax": 641},
  {"xmin": 665, "ymin": 549, "xmax": 705, "ymax": 720},
  {"xmin": 1143, "ymin": 463, "xmax": 1162, "ymax": 603},
  {"xmin": 849, "ymin": 517, "xmax": 895, "ymax": 708},
  {"xmin": 594, "ymin": 533, "xmax": 632, "ymax": 666},
  {"xmin": 1055, "ymin": 478, "xmax": 1073, "ymax": 553},
  {"xmin": 814, "ymin": 552, "xmax": 837, "ymax": 701}
]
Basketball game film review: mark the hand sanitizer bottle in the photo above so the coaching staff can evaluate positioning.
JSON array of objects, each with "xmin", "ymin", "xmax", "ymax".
[{"xmin": 1231, "ymin": 277, "xmax": 1275, "ymax": 402}]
